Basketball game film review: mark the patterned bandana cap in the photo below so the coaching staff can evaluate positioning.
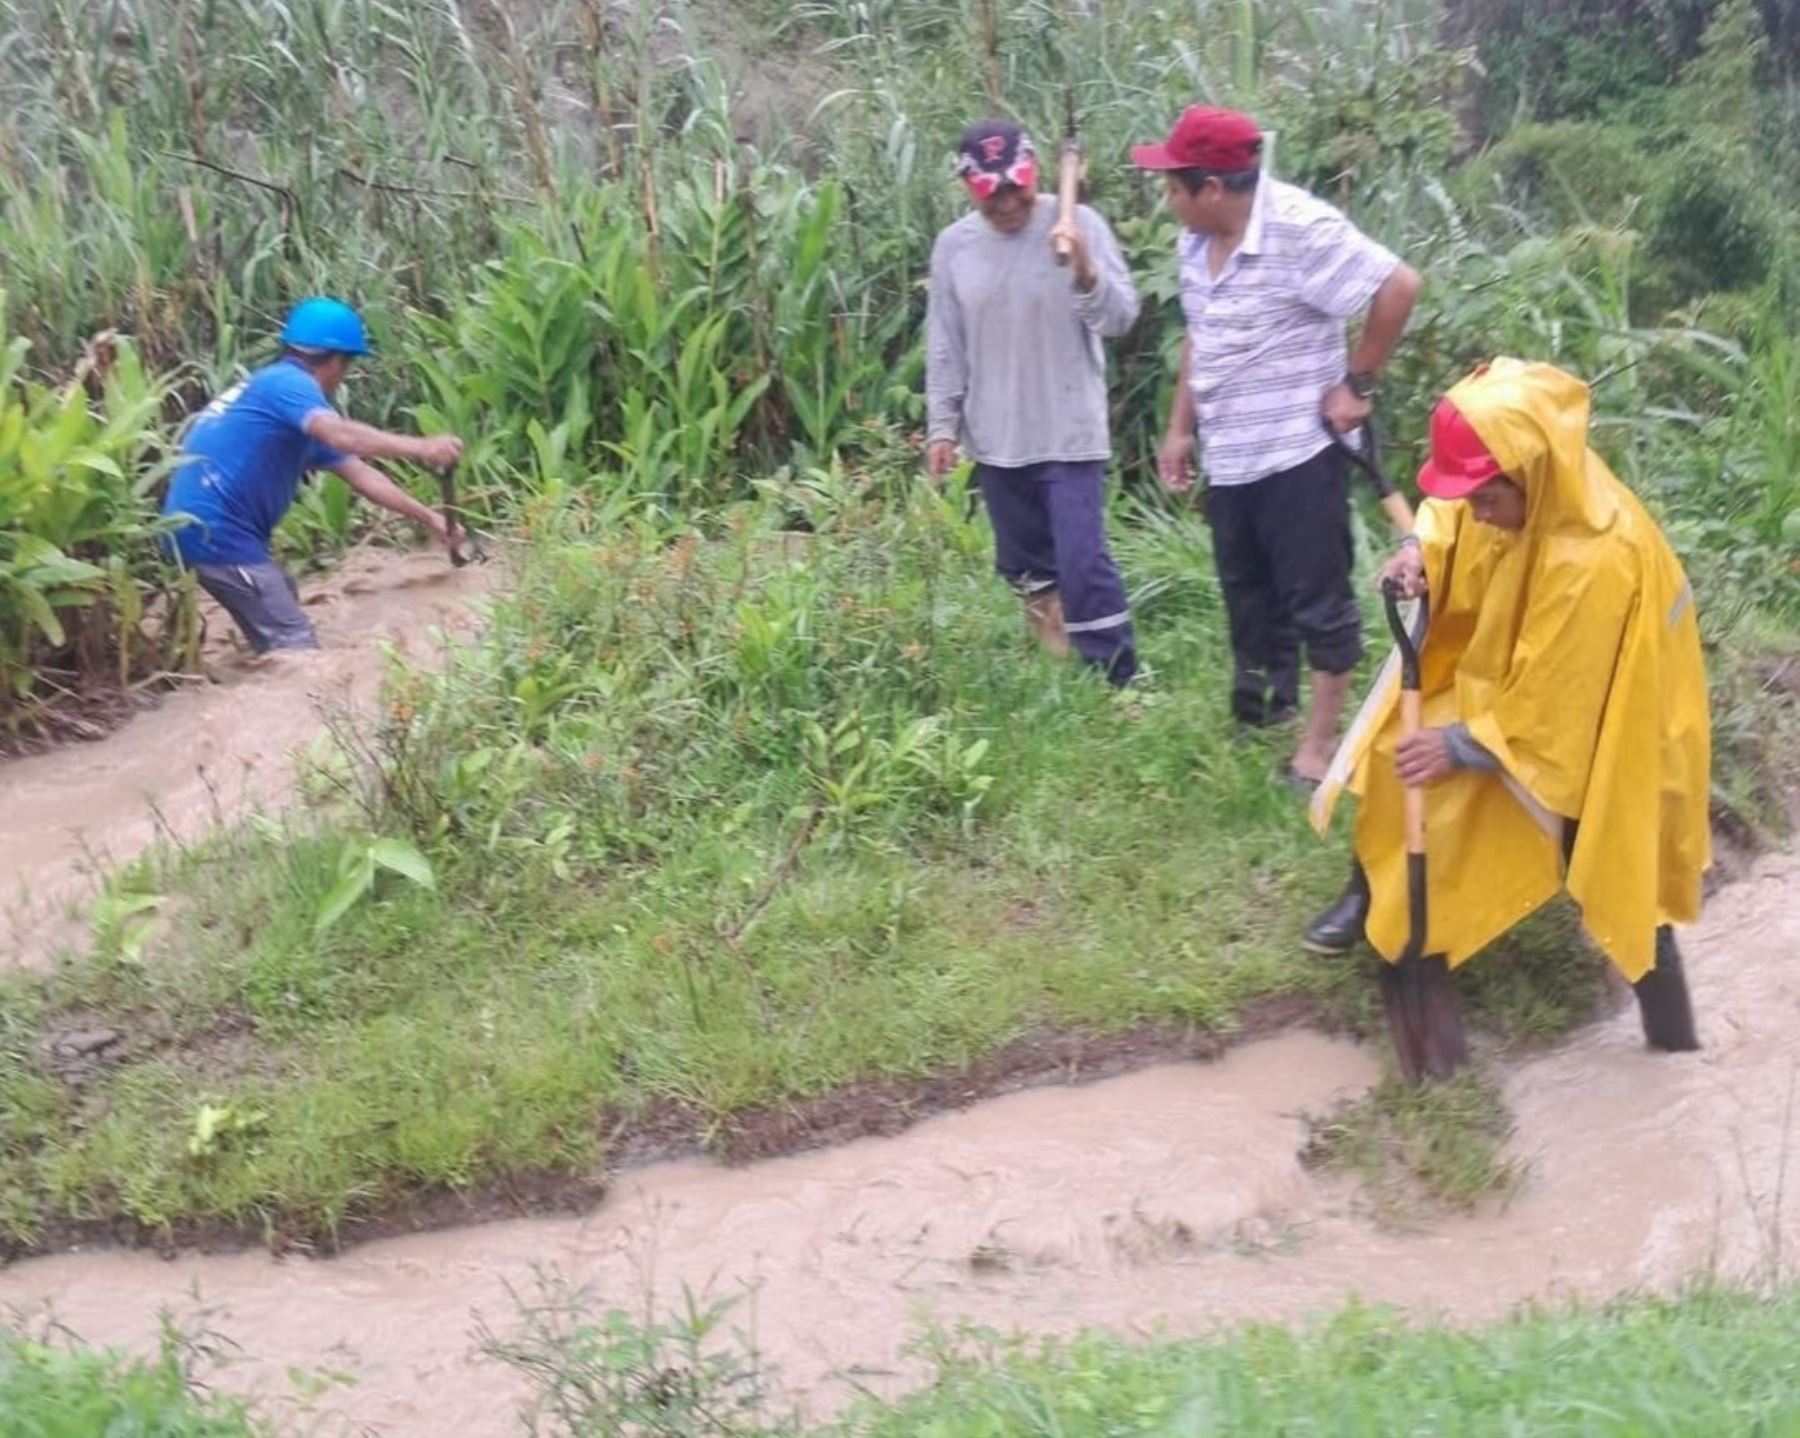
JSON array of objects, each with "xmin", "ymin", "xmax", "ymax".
[{"xmin": 955, "ymin": 119, "xmax": 1039, "ymax": 200}]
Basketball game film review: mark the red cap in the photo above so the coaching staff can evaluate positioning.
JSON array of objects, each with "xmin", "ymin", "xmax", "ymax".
[
  {"xmin": 1417, "ymin": 397, "xmax": 1504, "ymax": 500},
  {"xmin": 1131, "ymin": 106, "xmax": 1264, "ymax": 172}
]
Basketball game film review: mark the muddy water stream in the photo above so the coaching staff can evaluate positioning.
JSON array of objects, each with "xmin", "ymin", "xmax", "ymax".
[
  {"xmin": 3, "ymin": 854, "xmax": 1794, "ymax": 1433},
  {"xmin": 0, "ymin": 546, "xmax": 493, "ymax": 970}
]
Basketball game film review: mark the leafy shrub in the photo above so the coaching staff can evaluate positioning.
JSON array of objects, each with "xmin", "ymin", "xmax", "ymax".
[
  {"xmin": 0, "ymin": 1325, "xmax": 268, "ymax": 1437},
  {"xmin": 1462, "ymin": 121, "xmax": 1657, "ymax": 231},
  {"xmin": 1649, "ymin": 138, "xmax": 1782, "ymax": 299},
  {"xmin": 0, "ymin": 296, "xmax": 198, "ymax": 733}
]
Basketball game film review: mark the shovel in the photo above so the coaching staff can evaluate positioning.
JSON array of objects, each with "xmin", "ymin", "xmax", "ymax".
[
  {"xmin": 1377, "ymin": 578, "xmax": 1469, "ymax": 1083},
  {"xmin": 1327, "ymin": 415, "xmax": 1415, "ymax": 537},
  {"xmin": 434, "ymin": 461, "xmax": 487, "ymax": 568}
]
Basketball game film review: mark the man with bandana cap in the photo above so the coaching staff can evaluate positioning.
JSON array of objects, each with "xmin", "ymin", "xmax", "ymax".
[{"xmin": 926, "ymin": 118, "xmax": 1141, "ymax": 685}]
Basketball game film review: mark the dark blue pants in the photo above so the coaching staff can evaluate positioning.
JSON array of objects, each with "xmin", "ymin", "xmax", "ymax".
[{"xmin": 976, "ymin": 460, "xmax": 1137, "ymax": 686}]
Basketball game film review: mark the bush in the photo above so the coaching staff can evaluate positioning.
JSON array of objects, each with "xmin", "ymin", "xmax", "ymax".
[
  {"xmin": 1462, "ymin": 121, "xmax": 1657, "ymax": 231},
  {"xmin": 1649, "ymin": 138, "xmax": 1783, "ymax": 299},
  {"xmin": 0, "ymin": 297, "xmax": 199, "ymax": 736},
  {"xmin": 0, "ymin": 1325, "xmax": 269, "ymax": 1436}
]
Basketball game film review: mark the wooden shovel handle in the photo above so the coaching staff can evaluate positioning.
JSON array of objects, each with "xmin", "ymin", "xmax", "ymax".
[{"xmin": 1053, "ymin": 138, "xmax": 1080, "ymax": 264}]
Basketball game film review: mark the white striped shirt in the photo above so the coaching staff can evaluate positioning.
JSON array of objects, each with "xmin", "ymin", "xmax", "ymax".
[{"xmin": 1179, "ymin": 178, "xmax": 1399, "ymax": 487}]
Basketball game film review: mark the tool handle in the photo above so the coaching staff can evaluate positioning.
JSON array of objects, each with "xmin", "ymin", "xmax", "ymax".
[
  {"xmin": 436, "ymin": 463, "xmax": 472, "ymax": 568},
  {"xmin": 1052, "ymin": 138, "xmax": 1080, "ymax": 265},
  {"xmin": 1383, "ymin": 581, "xmax": 1432, "ymax": 860},
  {"xmin": 1379, "ymin": 489, "xmax": 1417, "ymax": 534},
  {"xmin": 1328, "ymin": 415, "xmax": 1416, "ymax": 535},
  {"xmin": 1381, "ymin": 580, "xmax": 1429, "ymax": 689},
  {"xmin": 1399, "ymin": 691, "xmax": 1426, "ymax": 856}
]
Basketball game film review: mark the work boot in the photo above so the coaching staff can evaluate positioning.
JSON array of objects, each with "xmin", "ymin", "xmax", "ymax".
[
  {"xmin": 1635, "ymin": 926, "xmax": 1701, "ymax": 1052},
  {"xmin": 1302, "ymin": 864, "xmax": 1369, "ymax": 955},
  {"xmin": 1023, "ymin": 588, "xmax": 1072, "ymax": 658}
]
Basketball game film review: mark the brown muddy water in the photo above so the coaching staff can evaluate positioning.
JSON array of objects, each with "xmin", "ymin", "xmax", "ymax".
[
  {"xmin": 0, "ymin": 545, "xmax": 494, "ymax": 970},
  {"xmin": 3, "ymin": 853, "xmax": 1794, "ymax": 1434}
]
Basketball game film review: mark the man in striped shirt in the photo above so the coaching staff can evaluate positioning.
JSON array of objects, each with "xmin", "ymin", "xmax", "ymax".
[{"xmin": 1133, "ymin": 107, "xmax": 1421, "ymax": 784}]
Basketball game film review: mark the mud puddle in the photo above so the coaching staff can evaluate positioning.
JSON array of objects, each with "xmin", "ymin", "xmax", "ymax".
[
  {"xmin": 3, "ymin": 853, "xmax": 1794, "ymax": 1433},
  {"xmin": 0, "ymin": 546, "xmax": 494, "ymax": 970}
]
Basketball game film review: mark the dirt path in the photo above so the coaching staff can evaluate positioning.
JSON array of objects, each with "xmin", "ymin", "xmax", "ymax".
[
  {"xmin": 2, "ymin": 852, "xmax": 1793, "ymax": 1434},
  {"xmin": 0, "ymin": 546, "xmax": 495, "ymax": 971}
]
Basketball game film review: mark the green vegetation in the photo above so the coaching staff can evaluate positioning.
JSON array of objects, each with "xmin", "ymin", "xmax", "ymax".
[
  {"xmin": 1303, "ymin": 1070, "xmax": 1522, "ymax": 1220},
  {"xmin": 0, "ymin": 1323, "xmax": 264, "ymax": 1437},
  {"xmin": 472, "ymin": 1280, "xmax": 1800, "ymax": 1436},
  {"xmin": 20, "ymin": 1284, "xmax": 1800, "ymax": 1436},
  {"xmin": 0, "ymin": 304, "xmax": 199, "ymax": 733},
  {"xmin": 2, "ymin": 0, "xmax": 1798, "ymax": 1428},
  {"xmin": 0, "ymin": 475, "xmax": 1362, "ymax": 1243},
  {"xmin": 0, "ymin": 0, "xmax": 1797, "ymax": 1247},
  {"xmin": 857, "ymin": 1289, "xmax": 1800, "ymax": 1437},
  {"xmin": 2, "ymin": 0, "xmax": 1795, "ymax": 722}
]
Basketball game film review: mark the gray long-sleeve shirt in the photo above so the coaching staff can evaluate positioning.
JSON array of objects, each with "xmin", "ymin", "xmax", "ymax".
[{"xmin": 926, "ymin": 199, "xmax": 1139, "ymax": 468}]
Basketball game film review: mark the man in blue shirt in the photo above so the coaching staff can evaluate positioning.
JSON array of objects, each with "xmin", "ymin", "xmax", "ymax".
[{"xmin": 164, "ymin": 298, "xmax": 466, "ymax": 653}]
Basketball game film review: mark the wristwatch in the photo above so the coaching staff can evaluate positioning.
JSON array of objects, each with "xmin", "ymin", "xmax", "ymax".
[{"xmin": 1345, "ymin": 370, "xmax": 1377, "ymax": 400}]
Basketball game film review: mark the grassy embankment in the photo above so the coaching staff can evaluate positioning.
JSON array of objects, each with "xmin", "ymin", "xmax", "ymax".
[
  {"xmin": 1, "ymin": 0, "xmax": 1797, "ymax": 1248},
  {"xmin": 12, "ymin": 1285, "xmax": 1800, "ymax": 1435}
]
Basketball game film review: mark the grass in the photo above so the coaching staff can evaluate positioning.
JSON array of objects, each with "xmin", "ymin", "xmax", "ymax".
[
  {"xmin": 6, "ymin": 442, "xmax": 1777, "ymax": 1250},
  {"xmin": 852, "ymin": 1288, "xmax": 1800, "ymax": 1438},
  {"xmin": 0, "ymin": 1321, "xmax": 264, "ymax": 1437},
  {"xmin": 472, "ymin": 1276, "xmax": 1800, "ymax": 1437},
  {"xmin": 20, "ymin": 1282, "xmax": 1800, "ymax": 1435},
  {"xmin": 0, "ymin": 455, "xmax": 1638, "ymax": 1249},
  {"xmin": 1303, "ymin": 1070, "xmax": 1524, "ymax": 1223}
]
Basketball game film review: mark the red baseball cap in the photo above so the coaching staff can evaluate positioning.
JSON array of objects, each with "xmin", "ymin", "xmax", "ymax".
[
  {"xmin": 1131, "ymin": 106, "xmax": 1264, "ymax": 172},
  {"xmin": 1417, "ymin": 397, "xmax": 1505, "ymax": 500}
]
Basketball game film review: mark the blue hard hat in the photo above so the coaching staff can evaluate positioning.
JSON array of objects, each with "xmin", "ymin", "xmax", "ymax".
[{"xmin": 279, "ymin": 297, "xmax": 371, "ymax": 356}]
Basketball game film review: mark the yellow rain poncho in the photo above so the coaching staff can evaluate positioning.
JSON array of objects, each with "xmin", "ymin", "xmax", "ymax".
[{"xmin": 1310, "ymin": 359, "xmax": 1711, "ymax": 981}]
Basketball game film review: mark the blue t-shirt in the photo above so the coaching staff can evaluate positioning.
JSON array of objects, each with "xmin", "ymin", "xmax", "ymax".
[{"xmin": 164, "ymin": 359, "xmax": 349, "ymax": 565}]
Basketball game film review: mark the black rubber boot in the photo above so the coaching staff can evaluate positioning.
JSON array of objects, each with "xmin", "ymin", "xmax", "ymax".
[
  {"xmin": 1303, "ymin": 864, "xmax": 1370, "ymax": 955},
  {"xmin": 1635, "ymin": 926, "xmax": 1701, "ymax": 1052}
]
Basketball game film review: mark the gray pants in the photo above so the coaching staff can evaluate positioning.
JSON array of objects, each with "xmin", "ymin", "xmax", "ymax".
[{"xmin": 194, "ymin": 561, "xmax": 318, "ymax": 652}]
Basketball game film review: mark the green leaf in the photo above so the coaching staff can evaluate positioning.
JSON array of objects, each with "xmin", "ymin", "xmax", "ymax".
[
  {"xmin": 72, "ymin": 452, "xmax": 125, "ymax": 479},
  {"xmin": 315, "ymin": 862, "xmax": 375, "ymax": 935},
  {"xmin": 369, "ymin": 837, "xmax": 436, "ymax": 890},
  {"xmin": 13, "ymin": 533, "xmax": 106, "ymax": 586},
  {"xmin": 16, "ymin": 585, "xmax": 65, "ymax": 646}
]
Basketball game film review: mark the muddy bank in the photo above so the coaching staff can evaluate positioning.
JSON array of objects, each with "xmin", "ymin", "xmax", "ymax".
[
  {"xmin": 0, "ymin": 546, "xmax": 494, "ymax": 971},
  {"xmin": 4, "ymin": 998, "xmax": 1325, "ymax": 1262},
  {"xmin": 3, "ymin": 853, "xmax": 1793, "ymax": 1435}
]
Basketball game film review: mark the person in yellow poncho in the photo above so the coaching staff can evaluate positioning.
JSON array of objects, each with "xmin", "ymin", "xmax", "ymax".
[{"xmin": 1304, "ymin": 359, "xmax": 1708, "ymax": 1074}]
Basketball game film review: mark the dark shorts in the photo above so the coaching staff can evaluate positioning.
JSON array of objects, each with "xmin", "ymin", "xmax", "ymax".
[{"xmin": 194, "ymin": 561, "xmax": 318, "ymax": 653}]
